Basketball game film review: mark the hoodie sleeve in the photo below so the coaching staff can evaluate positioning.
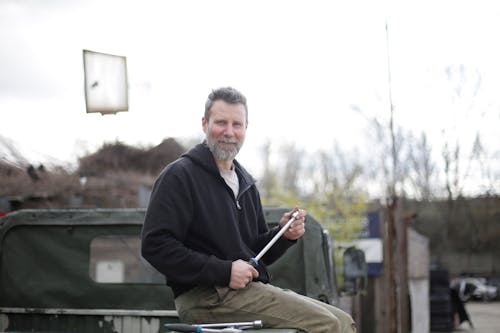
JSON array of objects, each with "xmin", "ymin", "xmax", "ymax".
[{"xmin": 141, "ymin": 163, "xmax": 232, "ymax": 287}]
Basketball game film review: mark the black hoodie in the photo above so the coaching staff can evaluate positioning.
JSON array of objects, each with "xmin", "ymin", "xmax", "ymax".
[{"xmin": 141, "ymin": 143, "xmax": 295, "ymax": 297}]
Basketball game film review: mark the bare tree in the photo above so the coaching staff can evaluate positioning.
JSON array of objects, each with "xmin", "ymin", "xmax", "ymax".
[
  {"xmin": 258, "ymin": 139, "xmax": 277, "ymax": 202},
  {"xmin": 441, "ymin": 64, "xmax": 482, "ymax": 200},
  {"xmin": 407, "ymin": 132, "xmax": 436, "ymax": 200},
  {"xmin": 464, "ymin": 132, "xmax": 500, "ymax": 195},
  {"xmin": 279, "ymin": 142, "xmax": 303, "ymax": 194},
  {"xmin": 256, "ymin": 139, "xmax": 367, "ymax": 240},
  {"xmin": 305, "ymin": 142, "xmax": 367, "ymax": 240},
  {"xmin": 359, "ymin": 114, "xmax": 410, "ymax": 198}
]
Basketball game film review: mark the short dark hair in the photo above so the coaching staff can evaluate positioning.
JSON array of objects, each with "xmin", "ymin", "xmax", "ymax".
[{"xmin": 204, "ymin": 87, "xmax": 248, "ymax": 122}]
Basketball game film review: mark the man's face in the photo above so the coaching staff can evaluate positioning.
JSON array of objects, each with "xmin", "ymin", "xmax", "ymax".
[{"xmin": 202, "ymin": 100, "xmax": 247, "ymax": 163}]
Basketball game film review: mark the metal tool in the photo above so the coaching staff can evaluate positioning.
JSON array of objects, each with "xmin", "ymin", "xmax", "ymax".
[
  {"xmin": 165, "ymin": 320, "xmax": 263, "ymax": 333},
  {"xmin": 200, "ymin": 320, "xmax": 263, "ymax": 330},
  {"xmin": 250, "ymin": 209, "xmax": 300, "ymax": 266}
]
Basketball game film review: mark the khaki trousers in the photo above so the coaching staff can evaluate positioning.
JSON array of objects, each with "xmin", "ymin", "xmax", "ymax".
[{"xmin": 174, "ymin": 282, "xmax": 356, "ymax": 333}]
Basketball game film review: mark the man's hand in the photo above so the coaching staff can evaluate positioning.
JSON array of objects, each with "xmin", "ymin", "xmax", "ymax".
[
  {"xmin": 280, "ymin": 208, "xmax": 307, "ymax": 241},
  {"xmin": 230, "ymin": 259, "xmax": 259, "ymax": 289}
]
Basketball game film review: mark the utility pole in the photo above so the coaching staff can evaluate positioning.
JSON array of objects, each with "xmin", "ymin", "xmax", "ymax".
[
  {"xmin": 383, "ymin": 20, "xmax": 397, "ymax": 333},
  {"xmin": 384, "ymin": 21, "xmax": 409, "ymax": 333},
  {"xmin": 384, "ymin": 198, "xmax": 396, "ymax": 333},
  {"xmin": 395, "ymin": 199, "xmax": 409, "ymax": 333}
]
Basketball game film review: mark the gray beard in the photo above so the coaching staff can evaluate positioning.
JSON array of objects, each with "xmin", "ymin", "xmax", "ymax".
[{"xmin": 206, "ymin": 139, "xmax": 241, "ymax": 162}]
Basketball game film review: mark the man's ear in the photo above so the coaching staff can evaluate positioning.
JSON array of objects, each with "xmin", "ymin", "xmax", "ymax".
[{"xmin": 202, "ymin": 117, "xmax": 207, "ymax": 133}]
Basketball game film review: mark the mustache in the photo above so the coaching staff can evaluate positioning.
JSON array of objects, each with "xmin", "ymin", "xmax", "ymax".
[{"xmin": 217, "ymin": 137, "xmax": 238, "ymax": 144}]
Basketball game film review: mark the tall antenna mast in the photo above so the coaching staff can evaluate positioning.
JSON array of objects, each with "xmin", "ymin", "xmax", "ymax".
[{"xmin": 385, "ymin": 22, "xmax": 397, "ymax": 196}]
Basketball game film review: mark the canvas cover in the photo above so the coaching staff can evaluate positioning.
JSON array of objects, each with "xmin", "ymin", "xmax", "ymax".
[
  {"xmin": 264, "ymin": 207, "xmax": 338, "ymax": 304},
  {"xmin": 0, "ymin": 209, "xmax": 174, "ymax": 310},
  {"xmin": 0, "ymin": 208, "xmax": 337, "ymax": 310}
]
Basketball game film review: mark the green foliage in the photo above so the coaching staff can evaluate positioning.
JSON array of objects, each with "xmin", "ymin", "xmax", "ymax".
[
  {"xmin": 258, "ymin": 141, "xmax": 368, "ymax": 242},
  {"xmin": 333, "ymin": 248, "xmax": 345, "ymax": 291},
  {"xmin": 261, "ymin": 184, "xmax": 305, "ymax": 209},
  {"xmin": 260, "ymin": 175, "xmax": 367, "ymax": 242},
  {"xmin": 308, "ymin": 190, "xmax": 367, "ymax": 242}
]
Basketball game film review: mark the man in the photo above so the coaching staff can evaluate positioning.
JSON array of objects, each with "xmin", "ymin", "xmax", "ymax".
[{"xmin": 141, "ymin": 87, "xmax": 356, "ymax": 332}]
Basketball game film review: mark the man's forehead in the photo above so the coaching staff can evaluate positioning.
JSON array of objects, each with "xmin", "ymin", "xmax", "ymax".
[{"xmin": 210, "ymin": 101, "xmax": 247, "ymax": 116}]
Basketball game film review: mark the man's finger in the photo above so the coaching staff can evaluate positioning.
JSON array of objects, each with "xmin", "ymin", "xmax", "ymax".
[{"xmin": 251, "ymin": 266, "xmax": 259, "ymax": 278}]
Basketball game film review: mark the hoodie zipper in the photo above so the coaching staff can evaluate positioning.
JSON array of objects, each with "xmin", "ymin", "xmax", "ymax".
[{"xmin": 235, "ymin": 182, "xmax": 253, "ymax": 210}]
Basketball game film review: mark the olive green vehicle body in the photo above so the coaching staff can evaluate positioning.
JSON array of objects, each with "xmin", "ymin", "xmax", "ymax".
[{"xmin": 0, "ymin": 208, "xmax": 349, "ymax": 333}]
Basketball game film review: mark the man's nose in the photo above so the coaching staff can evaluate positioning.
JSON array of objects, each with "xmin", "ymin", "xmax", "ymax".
[{"xmin": 223, "ymin": 124, "xmax": 235, "ymax": 136}]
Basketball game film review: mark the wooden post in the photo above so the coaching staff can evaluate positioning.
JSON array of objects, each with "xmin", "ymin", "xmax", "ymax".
[
  {"xmin": 383, "ymin": 197, "xmax": 396, "ymax": 333},
  {"xmin": 395, "ymin": 198, "xmax": 409, "ymax": 333}
]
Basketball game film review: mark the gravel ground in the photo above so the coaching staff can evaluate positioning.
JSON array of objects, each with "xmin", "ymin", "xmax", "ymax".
[{"xmin": 452, "ymin": 301, "xmax": 500, "ymax": 333}]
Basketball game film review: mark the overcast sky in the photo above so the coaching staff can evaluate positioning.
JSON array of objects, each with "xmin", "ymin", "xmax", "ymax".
[{"xmin": 1, "ymin": 0, "xmax": 499, "ymax": 188}]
